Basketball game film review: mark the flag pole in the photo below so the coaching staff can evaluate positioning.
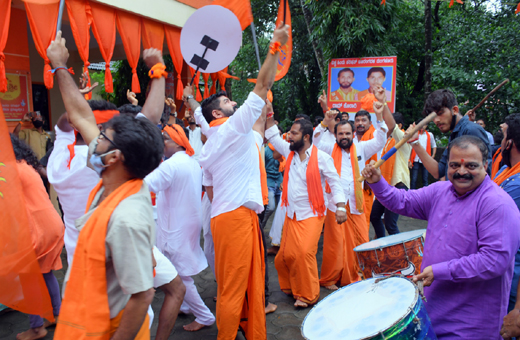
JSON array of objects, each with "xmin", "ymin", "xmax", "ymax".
[
  {"xmin": 250, "ymin": 22, "xmax": 262, "ymax": 71},
  {"xmin": 56, "ymin": 0, "xmax": 66, "ymax": 37},
  {"xmin": 283, "ymin": 0, "xmax": 287, "ymax": 24}
]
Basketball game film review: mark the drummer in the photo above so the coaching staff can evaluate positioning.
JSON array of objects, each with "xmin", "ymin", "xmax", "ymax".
[{"xmin": 361, "ymin": 135, "xmax": 520, "ymax": 339}]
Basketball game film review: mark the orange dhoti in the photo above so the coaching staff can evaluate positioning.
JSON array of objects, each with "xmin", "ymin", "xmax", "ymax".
[
  {"xmin": 339, "ymin": 203, "xmax": 369, "ymax": 286},
  {"xmin": 211, "ymin": 206, "xmax": 266, "ymax": 340},
  {"xmin": 275, "ymin": 214, "xmax": 325, "ymax": 305},
  {"xmin": 319, "ymin": 209, "xmax": 344, "ymax": 287},
  {"xmin": 363, "ymin": 187, "xmax": 374, "ymax": 228},
  {"xmin": 110, "ymin": 309, "xmax": 150, "ymax": 339}
]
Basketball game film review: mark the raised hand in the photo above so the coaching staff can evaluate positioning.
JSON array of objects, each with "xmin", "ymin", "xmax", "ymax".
[
  {"xmin": 373, "ymin": 101, "xmax": 385, "ymax": 120},
  {"xmin": 323, "ymin": 110, "xmax": 336, "ymax": 127},
  {"xmin": 272, "ymin": 22, "xmax": 290, "ymax": 46},
  {"xmin": 318, "ymin": 90, "xmax": 328, "ymax": 111},
  {"xmin": 183, "ymin": 85, "xmax": 194, "ymax": 101},
  {"xmin": 79, "ymin": 72, "xmax": 99, "ymax": 95},
  {"xmin": 142, "ymin": 48, "xmax": 164, "ymax": 69},
  {"xmin": 374, "ymin": 86, "xmax": 387, "ymax": 103},
  {"xmin": 47, "ymin": 31, "xmax": 69, "ymax": 69},
  {"xmin": 165, "ymin": 97, "xmax": 176, "ymax": 110},
  {"xmin": 360, "ymin": 162, "xmax": 382, "ymax": 184},
  {"xmin": 465, "ymin": 109, "xmax": 476, "ymax": 122},
  {"xmin": 127, "ymin": 89, "xmax": 138, "ymax": 105},
  {"xmin": 405, "ymin": 123, "xmax": 419, "ymax": 143}
]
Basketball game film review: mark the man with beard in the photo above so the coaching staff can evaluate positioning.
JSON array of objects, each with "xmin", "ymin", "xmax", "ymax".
[
  {"xmin": 355, "ymin": 67, "xmax": 392, "ymax": 101},
  {"xmin": 362, "ymin": 135, "xmax": 520, "ymax": 339},
  {"xmin": 184, "ymin": 110, "xmax": 204, "ymax": 162},
  {"xmin": 331, "ymin": 68, "xmax": 360, "ymax": 101},
  {"xmin": 313, "ymin": 95, "xmax": 392, "ymax": 289},
  {"xmin": 408, "ymin": 89, "xmax": 491, "ymax": 179},
  {"xmin": 265, "ymin": 116, "xmax": 346, "ymax": 307}
]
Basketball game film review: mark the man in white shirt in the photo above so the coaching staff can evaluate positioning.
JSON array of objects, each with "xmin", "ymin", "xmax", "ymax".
[
  {"xmin": 145, "ymin": 124, "xmax": 214, "ymax": 332},
  {"xmin": 313, "ymin": 88, "xmax": 393, "ymax": 289},
  {"xmin": 265, "ymin": 117, "xmax": 347, "ymax": 308},
  {"xmin": 182, "ymin": 22, "xmax": 289, "ymax": 340},
  {"xmin": 185, "ymin": 112, "xmax": 204, "ymax": 161},
  {"xmin": 409, "ymin": 127, "xmax": 437, "ymax": 189}
]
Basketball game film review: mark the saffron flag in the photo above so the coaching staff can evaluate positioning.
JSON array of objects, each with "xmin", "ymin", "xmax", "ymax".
[
  {"xmin": 274, "ymin": 0, "xmax": 292, "ymax": 81},
  {"xmin": 0, "ymin": 101, "xmax": 54, "ymax": 321},
  {"xmin": 212, "ymin": 0, "xmax": 253, "ymax": 30}
]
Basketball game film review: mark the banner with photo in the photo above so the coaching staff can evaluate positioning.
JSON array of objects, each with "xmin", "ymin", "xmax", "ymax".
[
  {"xmin": 0, "ymin": 72, "xmax": 31, "ymax": 121},
  {"xmin": 327, "ymin": 56, "xmax": 397, "ymax": 114}
]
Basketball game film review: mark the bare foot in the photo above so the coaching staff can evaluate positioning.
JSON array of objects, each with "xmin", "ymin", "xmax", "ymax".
[
  {"xmin": 183, "ymin": 320, "xmax": 207, "ymax": 332},
  {"xmin": 43, "ymin": 319, "xmax": 56, "ymax": 328},
  {"xmin": 267, "ymin": 246, "xmax": 279, "ymax": 256},
  {"xmin": 265, "ymin": 302, "xmax": 277, "ymax": 314},
  {"xmin": 294, "ymin": 300, "xmax": 308, "ymax": 308},
  {"xmin": 325, "ymin": 284, "xmax": 339, "ymax": 291},
  {"xmin": 16, "ymin": 327, "xmax": 48, "ymax": 340}
]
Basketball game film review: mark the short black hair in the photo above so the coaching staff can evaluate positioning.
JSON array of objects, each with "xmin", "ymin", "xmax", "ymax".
[
  {"xmin": 393, "ymin": 112, "xmax": 404, "ymax": 126},
  {"xmin": 330, "ymin": 108, "xmax": 340, "ymax": 113},
  {"xmin": 367, "ymin": 67, "xmax": 386, "ymax": 78},
  {"xmin": 201, "ymin": 91, "xmax": 227, "ymax": 124},
  {"xmin": 118, "ymin": 103, "xmax": 143, "ymax": 117},
  {"xmin": 338, "ymin": 68, "xmax": 354, "ymax": 78},
  {"xmin": 335, "ymin": 113, "xmax": 342, "ymax": 121},
  {"xmin": 10, "ymin": 133, "xmax": 41, "ymax": 171},
  {"xmin": 106, "ymin": 115, "xmax": 164, "ymax": 179},
  {"xmin": 88, "ymin": 100, "xmax": 118, "ymax": 111},
  {"xmin": 448, "ymin": 135, "xmax": 489, "ymax": 163},
  {"xmin": 295, "ymin": 113, "xmax": 311, "ymax": 122},
  {"xmin": 423, "ymin": 89, "xmax": 458, "ymax": 117},
  {"xmin": 334, "ymin": 120, "xmax": 355, "ymax": 134},
  {"xmin": 505, "ymin": 114, "xmax": 520, "ymax": 152},
  {"xmin": 494, "ymin": 129, "xmax": 504, "ymax": 145},
  {"xmin": 314, "ymin": 116, "xmax": 323, "ymax": 127},
  {"xmin": 293, "ymin": 119, "xmax": 314, "ymax": 144},
  {"xmin": 355, "ymin": 110, "xmax": 371, "ymax": 121}
]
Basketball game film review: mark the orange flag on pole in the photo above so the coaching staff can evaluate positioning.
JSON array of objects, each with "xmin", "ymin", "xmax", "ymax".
[
  {"xmin": 0, "ymin": 100, "xmax": 54, "ymax": 321},
  {"xmin": 212, "ymin": 0, "xmax": 253, "ymax": 30},
  {"xmin": 274, "ymin": 0, "xmax": 292, "ymax": 81}
]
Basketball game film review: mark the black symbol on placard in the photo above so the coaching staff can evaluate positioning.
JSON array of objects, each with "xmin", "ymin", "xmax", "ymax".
[{"xmin": 190, "ymin": 35, "xmax": 220, "ymax": 71}]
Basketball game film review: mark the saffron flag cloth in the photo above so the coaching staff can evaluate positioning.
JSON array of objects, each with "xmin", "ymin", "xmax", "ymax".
[
  {"xmin": 0, "ymin": 0, "xmax": 11, "ymax": 92},
  {"xmin": 0, "ymin": 101, "xmax": 54, "ymax": 321},
  {"xmin": 212, "ymin": 0, "xmax": 253, "ymax": 30},
  {"xmin": 274, "ymin": 0, "xmax": 292, "ymax": 81}
]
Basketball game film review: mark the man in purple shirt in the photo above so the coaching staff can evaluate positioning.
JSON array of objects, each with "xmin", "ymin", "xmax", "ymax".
[{"xmin": 361, "ymin": 135, "xmax": 520, "ymax": 339}]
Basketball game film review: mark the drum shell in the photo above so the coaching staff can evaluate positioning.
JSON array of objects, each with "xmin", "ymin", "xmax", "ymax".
[{"xmin": 356, "ymin": 236, "xmax": 424, "ymax": 279}]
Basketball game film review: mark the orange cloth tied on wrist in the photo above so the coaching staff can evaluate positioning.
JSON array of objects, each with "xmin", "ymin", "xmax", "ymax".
[
  {"xmin": 325, "ymin": 143, "xmax": 364, "ymax": 213},
  {"xmin": 148, "ymin": 63, "xmax": 167, "ymax": 79},
  {"xmin": 54, "ymin": 179, "xmax": 144, "ymax": 340},
  {"xmin": 163, "ymin": 124, "xmax": 194, "ymax": 156},
  {"xmin": 282, "ymin": 145, "xmax": 326, "ymax": 217},
  {"xmin": 67, "ymin": 110, "xmax": 119, "ymax": 169}
]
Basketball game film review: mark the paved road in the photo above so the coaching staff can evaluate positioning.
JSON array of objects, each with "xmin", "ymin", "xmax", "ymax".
[{"xmin": 0, "ymin": 215, "xmax": 427, "ymax": 340}]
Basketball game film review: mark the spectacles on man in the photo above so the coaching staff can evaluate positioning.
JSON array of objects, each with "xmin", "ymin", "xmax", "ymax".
[{"xmin": 98, "ymin": 130, "xmax": 119, "ymax": 149}]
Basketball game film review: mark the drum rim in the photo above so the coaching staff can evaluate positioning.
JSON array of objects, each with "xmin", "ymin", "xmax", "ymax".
[
  {"xmin": 353, "ymin": 229, "xmax": 426, "ymax": 252},
  {"xmin": 300, "ymin": 277, "xmax": 419, "ymax": 340}
]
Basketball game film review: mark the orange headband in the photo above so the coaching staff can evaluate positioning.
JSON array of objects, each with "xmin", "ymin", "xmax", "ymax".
[
  {"xmin": 163, "ymin": 125, "xmax": 195, "ymax": 156},
  {"xmin": 93, "ymin": 110, "xmax": 119, "ymax": 124}
]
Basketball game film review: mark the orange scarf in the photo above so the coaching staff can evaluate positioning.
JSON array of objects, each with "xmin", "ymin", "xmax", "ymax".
[
  {"xmin": 361, "ymin": 124, "xmax": 377, "ymax": 164},
  {"xmin": 325, "ymin": 143, "xmax": 364, "ymax": 213},
  {"xmin": 492, "ymin": 148, "xmax": 502, "ymax": 180},
  {"xmin": 54, "ymin": 179, "xmax": 143, "ymax": 340},
  {"xmin": 381, "ymin": 137, "xmax": 396, "ymax": 183},
  {"xmin": 163, "ymin": 125, "xmax": 195, "ymax": 156},
  {"xmin": 493, "ymin": 162, "xmax": 520, "ymax": 186},
  {"xmin": 209, "ymin": 117, "xmax": 268, "ymax": 205},
  {"xmin": 67, "ymin": 110, "xmax": 119, "ymax": 169},
  {"xmin": 281, "ymin": 145, "xmax": 326, "ymax": 217},
  {"xmin": 268, "ymin": 142, "xmax": 286, "ymax": 172},
  {"xmin": 409, "ymin": 130, "xmax": 431, "ymax": 163}
]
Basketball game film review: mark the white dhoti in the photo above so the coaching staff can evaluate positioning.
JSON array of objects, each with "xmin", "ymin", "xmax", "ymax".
[
  {"xmin": 179, "ymin": 276, "xmax": 216, "ymax": 326},
  {"xmin": 269, "ymin": 198, "xmax": 286, "ymax": 246},
  {"xmin": 201, "ymin": 193, "xmax": 215, "ymax": 275}
]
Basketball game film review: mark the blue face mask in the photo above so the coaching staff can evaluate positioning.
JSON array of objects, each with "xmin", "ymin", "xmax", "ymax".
[{"xmin": 90, "ymin": 149, "xmax": 118, "ymax": 176}]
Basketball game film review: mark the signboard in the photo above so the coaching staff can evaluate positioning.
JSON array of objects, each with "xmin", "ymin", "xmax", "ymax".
[
  {"xmin": 0, "ymin": 72, "xmax": 31, "ymax": 120},
  {"xmin": 327, "ymin": 56, "xmax": 397, "ymax": 113}
]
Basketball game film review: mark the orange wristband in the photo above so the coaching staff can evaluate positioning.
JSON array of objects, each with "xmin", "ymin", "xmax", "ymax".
[
  {"xmin": 149, "ymin": 63, "xmax": 168, "ymax": 79},
  {"xmin": 269, "ymin": 41, "xmax": 281, "ymax": 55}
]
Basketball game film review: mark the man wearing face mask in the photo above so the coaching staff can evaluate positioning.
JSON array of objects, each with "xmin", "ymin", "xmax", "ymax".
[
  {"xmin": 362, "ymin": 135, "xmax": 520, "ymax": 339},
  {"xmin": 313, "ymin": 94, "xmax": 393, "ymax": 290},
  {"xmin": 47, "ymin": 32, "xmax": 179, "ymax": 340},
  {"xmin": 14, "ymin": 111, "xmax": 51, "ymax": 161},
  {"xmin": 408, "ymin": 89, "xmax": 491, "ymax": 179}
]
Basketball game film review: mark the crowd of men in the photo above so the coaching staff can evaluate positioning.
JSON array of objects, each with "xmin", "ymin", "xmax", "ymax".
[{"xmin": 6, "ymin": 17, "xmax": 520, "ymax": 340}]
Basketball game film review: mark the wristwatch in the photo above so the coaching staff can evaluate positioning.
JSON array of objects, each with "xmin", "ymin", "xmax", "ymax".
[
  {"xmin": 337, "ymin": 207, "xmax": 347, "ymax": 212},
  {"xmin": 186, "ymin": 95, "xmax": 194, "ymax": 100}
]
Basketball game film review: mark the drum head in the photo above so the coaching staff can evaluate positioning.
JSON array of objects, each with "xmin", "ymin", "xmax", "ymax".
[
  {"xmin": 301, "ymin": 277, "xmax": 418, "ymax": 340},
  {"xmin": 354, "ymin": 229, "xmax": 426, "ymax": 252}
]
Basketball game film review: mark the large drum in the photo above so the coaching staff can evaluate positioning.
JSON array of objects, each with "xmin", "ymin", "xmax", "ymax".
[
  {"xmin": 354, "ymin": 229, "xmax": 426, "ymax": 279},
  {"xmin": 301, "ymin": 277, "xmax": 436, "ymax": 340}
]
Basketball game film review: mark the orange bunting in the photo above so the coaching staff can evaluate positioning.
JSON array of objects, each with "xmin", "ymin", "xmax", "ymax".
[
  {"xmin": 202, "ymin": 73, "xmax": 210, "ymax": 99},
  {"xmin": 212, "ymin": 0, "xmax": 253, "ymax": 30},
  {"xmin": 274, "ymin": 0, "xmax": 292, "ymax": 81},
  {"xmin": 516, "ymin": 1, "xmax": 520, "ymax": 13},
  {"xmin": 0, "ymin": 0, "xmax": 10, "ymax": 93},
  {"xmin": 164, "ymin": 25, "xmax": 184, "ymax": 100},
  {"xmin": 360, "ymin": 93, "xmax": 376, "ymax": 112}
]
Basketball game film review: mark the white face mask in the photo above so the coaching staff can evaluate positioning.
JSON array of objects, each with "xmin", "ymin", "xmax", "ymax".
[{"xmin": 89, "ymin": 149, "xmax": 118, "ymax": 177}]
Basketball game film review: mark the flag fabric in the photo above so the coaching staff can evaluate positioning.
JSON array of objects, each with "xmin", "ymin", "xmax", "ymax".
[
  {"xmin": 274, "ymin": 0, "xmax": 292, "ymax": 81},
  {"xmin": 212, "ymin": 0, "xmax": 253, "ymax": 30},
  {"xmin": 0, "ymin": 100, "xmax": 54, "ymax": 321}
]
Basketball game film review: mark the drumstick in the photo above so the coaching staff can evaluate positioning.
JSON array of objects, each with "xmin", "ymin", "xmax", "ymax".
[
  {"xmin": 471, "ymin": 79, "xmax": 509, "ymax": 112},
  {"xmin": 357, "ymin": 111, "xmax": 438, "ymax": 182}
]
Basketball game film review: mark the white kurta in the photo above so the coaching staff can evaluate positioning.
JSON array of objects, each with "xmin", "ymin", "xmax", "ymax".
[
  {"xmin": 145, "ymin": 151, "xmax": 207, "ymax": 277},
  {"xmin": 269, "ymin": 198, "xmax": 286, "ymax": 246}
]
